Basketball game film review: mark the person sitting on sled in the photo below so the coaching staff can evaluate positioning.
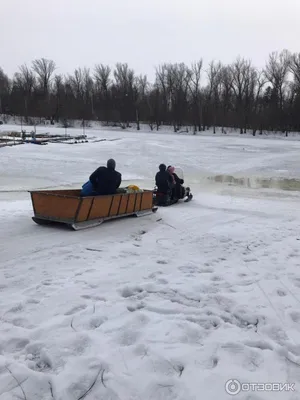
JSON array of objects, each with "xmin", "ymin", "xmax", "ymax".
[
  {"xmin": 167, "ymin": 165, "xmax": 192, "ymax": 202},
  {"xmin": 81, "ymin": 158, "xmax": 122, "ymax": 196},
  {"xmin": 167, "ymin": 165, "xmax": 184, "ymax": 200},
  {"xmin": 155, "ymin": 163, "xmax": 174, "ymax": 196}
]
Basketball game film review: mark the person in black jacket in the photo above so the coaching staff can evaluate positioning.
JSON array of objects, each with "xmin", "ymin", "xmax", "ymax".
[
  {"xmin": 155, "ymin": 163, "xmax": 174, "ymax": 195},
  {"xmin": 89, "ymin": 158, "xmax": 122, "ymax": 195}
]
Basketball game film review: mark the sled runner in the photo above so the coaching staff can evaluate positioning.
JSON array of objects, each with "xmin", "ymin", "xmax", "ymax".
[
  {"xmin": 153, "ymin": 167, "xmax": 193, "ymax": 206},
  {"xmin": 29, "ymin": 188, "xmax": 157, "ymax": 230}
]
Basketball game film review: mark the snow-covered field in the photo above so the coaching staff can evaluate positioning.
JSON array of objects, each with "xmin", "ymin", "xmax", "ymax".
[{"xmin": 1, "ymin": 125, "xmax": 300, "ymax": 399}]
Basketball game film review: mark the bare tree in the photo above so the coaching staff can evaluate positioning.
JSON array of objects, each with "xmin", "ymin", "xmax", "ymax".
[
  {"xmin": 94, "ymin": 64, "xmax": 111, "ymax": 91},
  {"xmin": 53, "ymin": 74, "xmax": 64, "ymax": 122},
  {"xmin": 155, "ymin": 64, "xmax": 170, "ymax": 126},
  {"xmin": 17, "ymin": 65, "xmax": 35, "ymax": 93},
  {"xmin": 68, "ymin": 68, "xmax": 93, "ymax": 120},
  {"xmin": 155, "ymin": 63, "xmax": 192, "ymax": 131},
  {"xmin": 0, "ymin": 68, "xmax": 11, "ymax": 115},
  {"xmin": 13, "ymin": 64, "xmax": 35, "ymax": 120},
  {"xmin": 94, "ymin": 64, "xmax": 111, "ymax": 123},
  {"xmin": 250, "ymin": 69, "xmax": 267, "ymax": 134},
  {"xmin": 31, "ymin": 58, "xmax": 56, "ymax": 120},
  {"xmin": 264, "ymin": 50, "xmax": 291, "ymax": 131},
  {"xmin": 82, "ymin": 68, "xmax": 94, "ymax": 119},
  {"xmin": 188, "ymin": 60, "xmax": 203, "ymax": 133},
  {"xmin": 207, "ymin": 61, "xmax": 222, "ymax": 133},
  {"xmin": 168, "ymin": 63, "xmax": 191, "ymax": 131},
  {"xmin": 113, "ymin": 63, "xmax": 135, "ymax": 127},
  {"xmin": 289, "ymin": 53, "xmax": 300, "ymax": 132},
  {"xmin": 32, "ymin": 58, "xmax": 56, "ymax": 94},
  {"xmin": 134, "ymin": 74, "xmax": 149, "ymax": 130},
  {"xmin": 147, "ymin": 86, "xmax": 162, "ymax": 130},
  {"xmin": 219, "ymin": 66, "xmax": 233, "ymax": 132},
  {"xmin": 229, "ymin": 57, "xmax": 255, "ymax": 133},
  {"xmin": 290, "ymin": 53, "xmax": 300, "ymax": 88},
  {"xmin": 69, "ymin": 68, "xmax": 84, "ymax": 97}
]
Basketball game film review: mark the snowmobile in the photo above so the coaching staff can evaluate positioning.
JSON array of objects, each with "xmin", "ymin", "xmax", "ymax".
[{"xmin": 153, "ymin": 167, "xmax": 193, "ymax": 207}]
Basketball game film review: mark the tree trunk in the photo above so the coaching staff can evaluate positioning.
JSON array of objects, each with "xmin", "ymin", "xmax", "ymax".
[{"xmin": 136, "ymin": 109, "xmax": 140, "ymax": 130}]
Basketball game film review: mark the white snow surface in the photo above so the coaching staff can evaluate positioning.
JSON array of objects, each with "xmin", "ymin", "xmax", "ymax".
[{"xmin": 1, "ymin": 126, "xmax": 300, "ymax": 399}]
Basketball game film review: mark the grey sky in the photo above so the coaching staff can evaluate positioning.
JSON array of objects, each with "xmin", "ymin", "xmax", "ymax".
[{"xmin": 1, "ymin": 0, "xmax": 299, "ymax": 82}]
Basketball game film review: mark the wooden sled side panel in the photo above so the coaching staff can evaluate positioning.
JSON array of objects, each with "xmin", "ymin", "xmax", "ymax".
[
  {"xmin": 29, "ymin": 189, "xmax": 157, "ymax": 230},
  {"xmin": 140, "ymin": 190, "xmax": 154, "ymax": 211},
  {"xmin": 76, "ymin": 190, "xmax": 155, "ymax": 224},
  {"xmin": 30, "ymin": 191, "xmax": 81, "ymax": 223}
]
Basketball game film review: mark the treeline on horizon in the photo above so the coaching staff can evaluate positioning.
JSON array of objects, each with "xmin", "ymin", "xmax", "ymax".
[{"xmin": 0, "ymin": 49, "xmax": 300, "ymax": 134}]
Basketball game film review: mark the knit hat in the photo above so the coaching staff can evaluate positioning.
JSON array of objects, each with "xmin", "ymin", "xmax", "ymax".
[{"xmin": 107, "ymin": 159, "xmax": 116, "ymax": 169}]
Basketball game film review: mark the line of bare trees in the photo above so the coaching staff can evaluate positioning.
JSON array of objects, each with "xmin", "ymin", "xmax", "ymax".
[{"xmin": 1, "ymin": 50, "xmax": 300, "ymax": 134}]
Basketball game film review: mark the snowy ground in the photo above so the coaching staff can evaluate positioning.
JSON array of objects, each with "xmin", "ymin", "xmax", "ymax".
[{"xmin": 1, "ymin": 126, "xmax": 300, "ymax": 399}]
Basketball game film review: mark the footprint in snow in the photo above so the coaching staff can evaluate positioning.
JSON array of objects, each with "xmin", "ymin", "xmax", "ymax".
[
  {"xmin": 290, "ymin": 310, "xmax": 300, "ymax": 323},
  {"xmin": 199, "ymin": 267, "xmax": 214, "ymax": 274},
  {"xmin": 120, "ymin": 285, "xmax": 144, "ymax": 298},
  {"xmin": 2, "ymin": 337, "xmax": 30, "ymax": 353},
  {"xmin": 148, "ymin": 271, "xmax": 163, "ymax": 279},
  {"xmin": 211, "ymin": 357, "xmax": 219, "ymax": 368},
  {"xmin": 120, "ymin": 250, "xmax": 140, "ymax": 257},
  {"xmin": 243, "ymin": 257, "xmax": 259, "ymax": 263},
  {"xmin": 26, "ymin": 298, "xmax": 40, "ymax": 304},
  {"xmin": 8, "ymin": 303, "xmax": 24, "ymax": 313},
  {"xmin": 42, "ymin": 280, "xmax": 53, "ymax": 286},
  {"xmin": 81, "ymin": 294, "xmax": 106, "ymax": 301},
  {"xmin": 27, "ymin": 356, "xmax": 52, "ymax": 372},
  {"xmin": 293, "ymin": 278, "xmax": 300, "ymax": 288},
  {"xmin": 156, "ymin": 238, "xmax": 176, "ymax": 249},
  {"xmin": 178, "ymin": 264, "xmax": 199, "ymax": 274},
  {"xmin": 211, "ymin": 275, "xmax": 223, "ymax": 282},
  {"xmin": 244, "ymin": 340, "xmax": 273, "ymax": 351},
  {"xmin": 203, "ymin": 356, "xmax": 219, "ymax": 369},
  {"xmin": 26, "ymin": 343, "xmax": 53, "ymax": 372},
  {"xmin": 277, "ymin": 289, "xmax": 287, "ymax": 297},
  {"xmin": 243, "ymin": 350, "xmax": 264, "ymax": 372},
  {"xmin": 64, "ymin": 304, "xmax": 87, "ymax": 315},
  {"xmin": 157, "ymin": 278, "xmax": 168, "ymax": 285},
  {"xmin": 65, "ymin": 254, "xmax": 81, "ymax": 260},
  {"xmin": 288, "ymin": 252, "xmax": 300, "ymax": 258},
  {"xmin": 9, "ymin": 318, "xmax": 34, "ymax": 329},
  {"xmin": 118, "ymin": 327, "xmax": 142, "ymax": 346},
  {"xmin": 89, "ymin": 316, "xmax": 107, "ymax": 329},
  {"xmin": 145, "ymin": 381, "xmax": 188, "ymax": 400},
  {"xmin": 88, "ymin": 284, "xmax": 100, "ymax": 289},
  {"xmin": 127, "ymin": 303, "xmax": 145, "ymax": 312}
]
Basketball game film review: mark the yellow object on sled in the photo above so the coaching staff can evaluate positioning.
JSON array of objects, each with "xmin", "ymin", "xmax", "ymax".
[{"xmin": 127, "ymin": 185, "xmax": 140, "ymax": 191}]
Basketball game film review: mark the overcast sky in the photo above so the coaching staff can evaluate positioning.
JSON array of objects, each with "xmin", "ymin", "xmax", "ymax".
[{"xmin": 1, "ymin": 0, "xmax": 299, "ymax": 81}]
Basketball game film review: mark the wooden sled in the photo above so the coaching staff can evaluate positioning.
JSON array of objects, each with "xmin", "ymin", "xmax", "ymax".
[{"xmin": 29, "ymin": 189, "xmax": 158, "ymax": 230}]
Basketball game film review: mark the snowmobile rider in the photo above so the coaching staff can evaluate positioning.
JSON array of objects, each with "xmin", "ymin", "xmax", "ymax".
[
  {"xmin": 155, "ymin": 163, "xmax": 174, "ymax": 195},
  {"xmin": 81, "ymin": 158, "xmax": 122, "ymax": 196},
  {"xmin": 167, "ymin": 165, "xmax": 185, "ymax": 199}
]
